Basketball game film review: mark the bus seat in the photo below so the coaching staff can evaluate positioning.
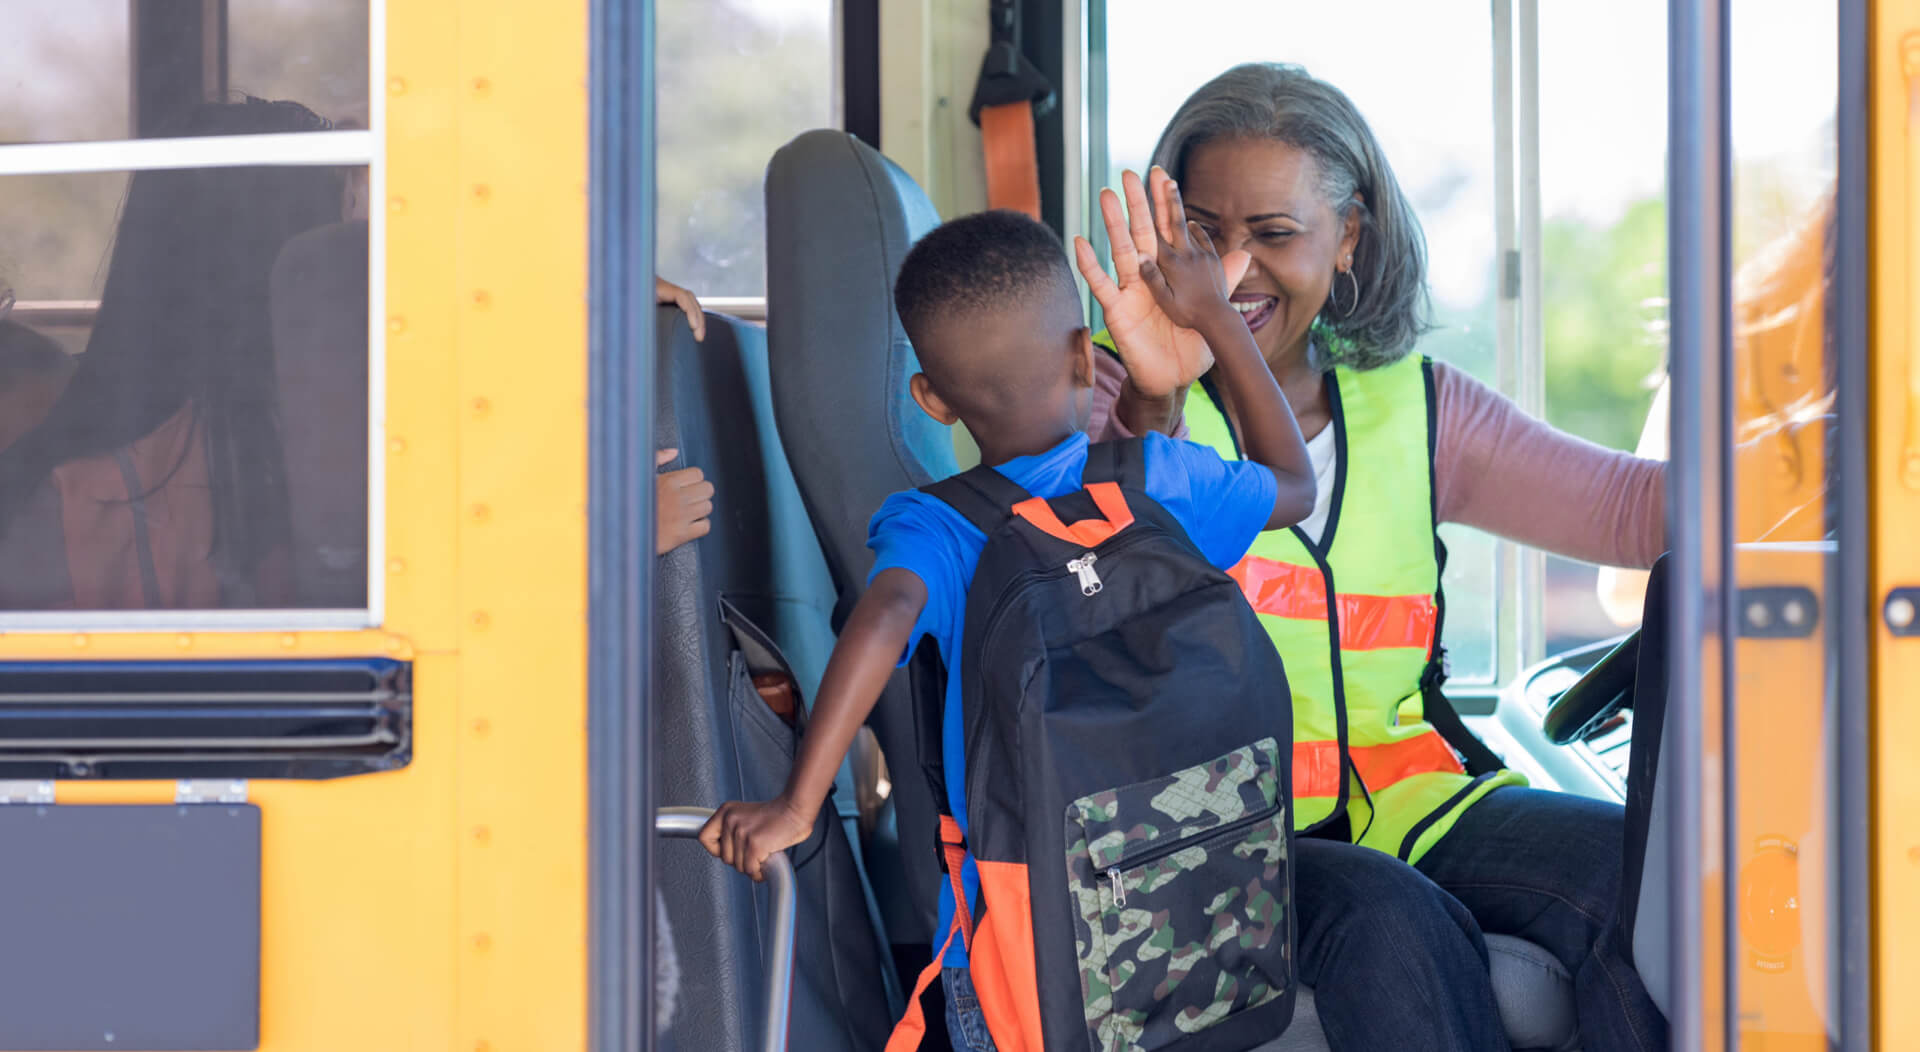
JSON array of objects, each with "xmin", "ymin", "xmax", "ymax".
[
  {"xmin": 652, "ymin": 306, "xmax": 895, "ymax": 1050},
  {"xmin": 268, "ymin": 219, "xmax": 370, "ymax": 608},
  {"xmin": 764, "ymin": 129, "xmax": 957, "ymax": 958},
  {"xmin": 762, "ymin": 129, "xmax": 1580, "ymax": 1052}
]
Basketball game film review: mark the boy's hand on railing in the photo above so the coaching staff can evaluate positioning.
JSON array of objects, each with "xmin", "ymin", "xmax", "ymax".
[{"xmin": 698, "ymin": 796, "xmax": 815, "ymax": 882}]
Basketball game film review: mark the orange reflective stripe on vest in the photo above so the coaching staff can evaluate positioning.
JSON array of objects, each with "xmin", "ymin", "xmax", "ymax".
[
  {"xmin": 1292, "ymin": 732, "xmax": 1465, "ymax": 799},
  {"xmin": 1228, "ymin": 555, "xmax": 1438, "ymax": 653}
]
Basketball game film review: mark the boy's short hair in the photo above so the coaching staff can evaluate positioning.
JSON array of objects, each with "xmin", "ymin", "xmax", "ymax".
[{"xmin": 893, "ymin": 210, "xmax": 1079, "ymax": 345}]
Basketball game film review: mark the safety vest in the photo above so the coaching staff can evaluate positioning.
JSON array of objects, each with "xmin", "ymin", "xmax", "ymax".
[{"xmin": 1134, "ymin": 346, "xmax": 1526, "ymax": 862}]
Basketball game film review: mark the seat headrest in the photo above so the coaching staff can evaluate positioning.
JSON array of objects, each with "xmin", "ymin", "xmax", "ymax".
[{"xmin": 764, "ymin": 130, "xmax": 957, "ymax": 605}]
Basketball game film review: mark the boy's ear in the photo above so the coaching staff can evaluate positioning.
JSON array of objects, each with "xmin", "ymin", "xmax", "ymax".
[
  {"xmin": 909, "ymin": 372, "xmax": 960, "ymax": 426},
  {"xmin": 1071, "ymin": 328, "xmax": 1096, "ymax": 388}
]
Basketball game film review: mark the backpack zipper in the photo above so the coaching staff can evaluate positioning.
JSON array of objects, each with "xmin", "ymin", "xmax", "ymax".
[
  {"xmin": 974, "ymin": 528, "xmax": 1163, "ymax": 655},
  {"xmin": 1101, "ymin": 795, "xmax": 1286, "ymax": 881},
  {"xmin": 1067, "ymin": 553, "xmax": 1102, "ymax": 595}
]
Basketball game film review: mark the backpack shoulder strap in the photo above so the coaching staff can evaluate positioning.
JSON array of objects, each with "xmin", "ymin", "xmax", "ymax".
[
  {"xmin": 1082, "ymin": 437, "xmax": 1147, "ymax": 490},
  {"xmin": 919, "ymin": 464, "xmax": 1033, "ymax": 535}
]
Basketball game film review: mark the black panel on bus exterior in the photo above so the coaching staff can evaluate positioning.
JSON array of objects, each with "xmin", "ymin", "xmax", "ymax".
[
  {"xmin": 764, "ymin": 128, "xmax": 955, "ymax": 952},
  {"xmin": 0, "ymin": 658, "xmax": 410, "ymax": 780},
  {"xmin": 0, "ymin": 804, "xmax": 259, "ymax": 1051},
  {"xmin": 651, "ymin": 307, "xmax": 894, "ymax": 1051}
]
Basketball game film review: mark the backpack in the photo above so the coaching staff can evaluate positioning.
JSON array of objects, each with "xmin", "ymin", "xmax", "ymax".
[{"xmin": 889, "ymin": 438, "xmax": 1297, "ymax": 1052}]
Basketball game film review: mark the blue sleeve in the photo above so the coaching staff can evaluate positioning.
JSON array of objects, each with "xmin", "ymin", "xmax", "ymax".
[
  {"xmin": 866, "ymin": 492, "xmax": 967, "ymax": 667},
  {"xmin": 1140, "ymin": 432, "xmax": 1277, "ymax": 569}
]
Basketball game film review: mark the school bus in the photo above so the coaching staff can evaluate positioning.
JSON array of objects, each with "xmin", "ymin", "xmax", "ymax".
[{"xmin": 0, "ymin": 0, "xmax": 1908, "ymax": 1049}]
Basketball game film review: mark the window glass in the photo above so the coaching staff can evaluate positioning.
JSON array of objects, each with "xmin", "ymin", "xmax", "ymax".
[
  {"xmin": 1102, "ymin": 0, "xmax": 1501, "ymax": 680},
  {"xmin": 1538, "ymin": 0, "xmax": 1669, "ymax": 655},
  {"xmin": 655, "ymin": 0, "xmax": 835, "ymax": 298},
  {"xmin": 0, "ymin": 0, "xmax": 368, "ymax": 144},
  {"xmin": 0, "ymin": 158, "xmax": 370, "ymax": 614}
]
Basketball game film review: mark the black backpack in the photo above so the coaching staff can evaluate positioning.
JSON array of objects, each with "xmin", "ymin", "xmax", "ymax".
[{"xmin": 912, "ymin": 438, "xmax": 1297, "ymax": 1052}]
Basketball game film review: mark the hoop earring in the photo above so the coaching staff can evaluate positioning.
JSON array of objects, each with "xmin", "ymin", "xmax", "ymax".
[{"xmin": 1333, "ymin": 267, "xmax": 1360, "ymax": 318}]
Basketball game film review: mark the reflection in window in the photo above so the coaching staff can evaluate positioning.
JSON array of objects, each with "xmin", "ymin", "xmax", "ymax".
[
  {"xmin": 0, "ymin": 0, "xmax": 368, "ymax": 145},
  {"xmin": 655, "ymin": 0, "xmax": 835, "ymax": 297},
  {"xmin": 1102, "ymin": 0, "xmax": 1501, "ymax": 680},
  {"xmin": 0, "ymin": 101, "xmax": 368, "ymax": 613}
]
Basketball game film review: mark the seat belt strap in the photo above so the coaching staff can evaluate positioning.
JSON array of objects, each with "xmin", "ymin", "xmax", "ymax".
[{"xmin": 981, "ymin": 102, "xmax": 1042, "ymax": 219}]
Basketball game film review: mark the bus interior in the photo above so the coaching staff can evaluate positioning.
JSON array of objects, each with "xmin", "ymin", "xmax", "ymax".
[{"xmin": 0, "ymin": 0, "xmax": 1904, "ymax": 1050}]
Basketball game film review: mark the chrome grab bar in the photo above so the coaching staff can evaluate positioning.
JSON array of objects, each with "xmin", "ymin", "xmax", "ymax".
[{"xmin": 655, "ymin": 806, "xmax": 794, "ymax": 1052}]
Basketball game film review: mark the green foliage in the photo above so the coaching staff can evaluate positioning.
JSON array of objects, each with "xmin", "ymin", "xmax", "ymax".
[{"xmin": 1540, "ymin": 198, "xmax": 1668, "ymax": 452}]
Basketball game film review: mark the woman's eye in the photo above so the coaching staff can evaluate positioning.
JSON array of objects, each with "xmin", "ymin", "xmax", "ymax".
[{"xmin": 1256, "ymin": 229, "xmax": 1295, "ymax": 243}]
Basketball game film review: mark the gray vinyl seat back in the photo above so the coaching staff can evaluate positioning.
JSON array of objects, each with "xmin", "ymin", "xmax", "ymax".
[
  {"xmin": 267, "ymin": 219, "xmax": 370, "ymax": 608},
  {"xmin": 652, "ymin": 307, "xmax": 893, "ymax": 1051},
  {"xmin": 764, "ymin": 129, "xmax": 956, "ymax": 946}
]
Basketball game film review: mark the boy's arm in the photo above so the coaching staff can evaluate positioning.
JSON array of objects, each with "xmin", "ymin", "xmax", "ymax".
[
  {"xmin": 1128, "ymin": 168, "xmax": 1315, "ymax": 529},
  {"xmin": 697, "ymin": 567, "xmax": 927, "ymax": 880}
]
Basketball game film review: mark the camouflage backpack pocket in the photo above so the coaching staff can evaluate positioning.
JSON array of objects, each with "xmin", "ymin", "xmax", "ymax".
[{"xmin": 1063, "ymin": 737, "xmax": 1291, "ymax": 1052}]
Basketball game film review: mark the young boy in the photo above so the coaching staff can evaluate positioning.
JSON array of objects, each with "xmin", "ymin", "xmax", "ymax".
[{"xmin": 698, "ymin": 168, "xmax": 1316, "ymax": 1047}]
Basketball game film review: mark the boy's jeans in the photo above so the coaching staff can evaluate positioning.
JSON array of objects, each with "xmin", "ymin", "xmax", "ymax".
[{"xmin": 942, "ymin": 967, "xmax": 999, "ymax": 1052}]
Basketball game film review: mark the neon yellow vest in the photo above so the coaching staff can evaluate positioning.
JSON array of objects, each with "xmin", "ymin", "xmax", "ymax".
[{"xmin": 1112, "ymin": 345, "xmax": 1525, "ymax": 862}]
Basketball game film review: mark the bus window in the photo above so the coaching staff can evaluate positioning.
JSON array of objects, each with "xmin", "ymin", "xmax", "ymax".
[
  {"xmin": 655, "ymin": 0, "xmax": 836, "ymax": 299},
  {"xmin": 0, "ymin": 3, "xmax": 376, "ymax": 622},
  {"xmin": 0, "ymin": 0, "xmax": 368, "ymax": 144},
  {"xmin": 1096, "ymin": 0, "xmax": 1502, "ymax": 682},
  {"xmin": 1538, "ymin": 0, "xmax": 1668, "ymax": 653}
]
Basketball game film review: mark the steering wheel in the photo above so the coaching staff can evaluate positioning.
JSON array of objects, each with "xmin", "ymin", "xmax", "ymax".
[{"xmin": 1542, "ymin": 629, "xmax": 1641, "ymax": 745}]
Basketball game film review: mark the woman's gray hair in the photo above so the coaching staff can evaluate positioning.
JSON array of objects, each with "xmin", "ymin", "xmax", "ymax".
[{"xmin": 1151, "ymin": 63, "xmax": 1431, "ymax": 370}]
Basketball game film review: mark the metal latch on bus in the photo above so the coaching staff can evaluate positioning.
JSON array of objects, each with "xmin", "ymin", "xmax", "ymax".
[
  {"xmin": 175, "ymin": 780, "xmax": 249, "ymax": 804},
  {"xmin": 0, "ymin": 781, "xmax": 54, "ymax": 805}
]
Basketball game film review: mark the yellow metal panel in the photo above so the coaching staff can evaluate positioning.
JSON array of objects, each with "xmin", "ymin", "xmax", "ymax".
[
  {"xmin": 1872, "ymin": 4, "xmax": 1920, "ymax": 1046},
  {"xmin": 447, "ymin": 0, "xmax": 592, "ymax": 1049},
  {"xmin": 0, "ymin": 0, "xmax": 592, "ymax": 1047}
]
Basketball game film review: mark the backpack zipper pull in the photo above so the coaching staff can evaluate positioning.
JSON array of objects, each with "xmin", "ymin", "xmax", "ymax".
[
  {"xmin": 1107, "ymin": 867, "xmax": 1126, "ymax": 907},
  {"xmin": 1068, "ymin": 553, "xmax": 1102, "ymax": 596}
]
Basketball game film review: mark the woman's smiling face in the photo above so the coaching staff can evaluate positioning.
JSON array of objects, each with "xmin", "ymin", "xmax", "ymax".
[{"xmin": 1179, "ymin": 137, "xmax": 1361, "ymax": 367}]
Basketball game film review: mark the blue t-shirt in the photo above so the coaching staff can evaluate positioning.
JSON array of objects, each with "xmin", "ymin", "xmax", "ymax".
[{"xmin": 865, "ymin": 430, "xmax": 1278, "ymax": 967}]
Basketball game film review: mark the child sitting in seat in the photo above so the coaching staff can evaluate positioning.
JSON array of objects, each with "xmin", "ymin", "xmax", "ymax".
[{"xmin": 698, "ymin": 169, "xmax": 1317, "ymax": 1048}]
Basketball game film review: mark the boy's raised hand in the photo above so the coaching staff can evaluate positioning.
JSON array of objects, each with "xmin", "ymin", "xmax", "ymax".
[{"xmin": 1073, "ymin": 167, "xmax": 1252, "ymax": 399}]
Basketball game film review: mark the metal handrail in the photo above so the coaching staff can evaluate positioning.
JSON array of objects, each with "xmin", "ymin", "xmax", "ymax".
[{"xmin": 655, "ymin": 806, "xmax": 794, "ymax": 1052}]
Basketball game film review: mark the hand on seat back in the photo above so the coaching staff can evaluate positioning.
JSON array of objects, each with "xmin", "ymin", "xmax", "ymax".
[
  {"xmin": 655, "ymin": 275, "xmax": 705, "ymax": 342},
  {"xmin": 655, "ymin": 448, "xmax": 715, "ymax": 555},
  {"xmin": 1074, "ymin": 167, "xmax": 1250, "ymax": 400}
]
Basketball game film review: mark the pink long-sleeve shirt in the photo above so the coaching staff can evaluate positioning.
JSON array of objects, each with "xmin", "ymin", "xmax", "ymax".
[{"xmin": 1089, "ymin": 354, "xmax": 1666, "ymax": 569}]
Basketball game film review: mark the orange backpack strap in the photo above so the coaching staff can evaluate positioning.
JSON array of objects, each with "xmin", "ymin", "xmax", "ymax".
[{"xmin": 884, "ymin": 913, "xmax": 965, "ymax": 1052}]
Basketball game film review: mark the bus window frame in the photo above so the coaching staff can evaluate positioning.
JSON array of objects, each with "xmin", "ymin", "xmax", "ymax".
[{"xmin": 0, "ymin": 3, "xmax": 386, "ymax": 632}]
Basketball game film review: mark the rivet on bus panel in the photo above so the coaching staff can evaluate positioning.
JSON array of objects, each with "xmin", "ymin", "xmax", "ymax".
[
  {"xmin": 280, "ymin": 634, "xmax": 298, "ymax": 649},
  {"xmin": 471, "ymin": 77, "xmax": 492, "ymax": 97},
  {"xmin": 389, "ymin": 559, "xmax": 406, "ymax": 575},
  {"xmin": 472, "ymin": 718, "xmax": 491, "ymax": 737},
  {"xmin": 1889, "ymin": 597, "xmax": 1916, "ymax": 631},
  {"xmin": 472, "ymin": 184, "xmax": 491, "ymax": 202},
  {"xmin": 473, "ymin": 825, "xmax": 491, "ymax": 845},
  {"xmin": 176, "ymin": 635, "xmax": 193, "ymax": 650},
  {"xmin": 471, "ymin": 611, "xmax": 492, "ymax": 630},
  {"xmin": 71, "ymin": 635, "xmax": 88, "ymax": 649},
  {"xmin": 471, "ymin": 503, "xmax": 492, "ymax": 523},
  {"xmin": 388, "ymin": 315, "xmax": 407, "ymax": 334},
  {"xmin": 472, "ymin": 289, "xmax": 492, "ymax": 309},
  {"xmin": 387, "ymin": 77, "xmax": 407, "ymax": 96},
  {"xmin": 472, "ymin": 933, "xmax": 492, "ymax": 952},
  {"xmin": 472, "ymin": 397, "xmax": 492, "ymax": 417},
  {"xmin": 390, "ymin": 437, "xmax": 407, "ymax": 455},
  {"xmin": 389, "ymin": 196, "xmax": 407, "ymax": 215}
]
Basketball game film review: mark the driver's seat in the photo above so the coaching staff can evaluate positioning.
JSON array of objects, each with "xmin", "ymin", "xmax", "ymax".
[{"xmin": 763, "ymin": 127, "xmax": 1584, "ymax": 1052}]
